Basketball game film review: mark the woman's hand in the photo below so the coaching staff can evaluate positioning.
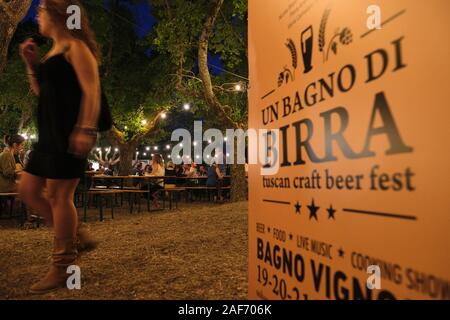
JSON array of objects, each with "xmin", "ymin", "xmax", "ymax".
[
  {"xmin": 19, "ymin": 38, "xmax": 39, "ymax": 69},
  {"xmin": 69, "ymin": 129, "xmax": 96, "ymax": 158}
]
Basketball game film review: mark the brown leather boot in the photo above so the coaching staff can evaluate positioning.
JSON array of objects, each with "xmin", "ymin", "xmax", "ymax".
[
  {"xmin": 77, "ymin": 223, "xmax": 98, "ymax": 253},
  {"xmin": 30, "ymin": 237, "xmax": 78, "ymax": 294}
]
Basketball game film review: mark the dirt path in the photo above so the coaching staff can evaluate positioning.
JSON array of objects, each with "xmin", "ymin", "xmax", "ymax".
[{"xmin": 0, "ymin": 201, "xmax": 248, "ymax": 300}]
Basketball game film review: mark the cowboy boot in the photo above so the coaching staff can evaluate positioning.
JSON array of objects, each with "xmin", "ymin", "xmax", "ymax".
[
  {"xmin": 77, "ymin": 223, "xmax": 98, "ymax": 252},
  {"xmin": 30, "ymin": 237, "xmax": 78, "ymax": 294}
]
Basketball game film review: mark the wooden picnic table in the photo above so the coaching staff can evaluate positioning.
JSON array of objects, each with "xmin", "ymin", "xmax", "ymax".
[{"xmin": 81, "ymin": 173, "xmax": 231, "ymax": 221}]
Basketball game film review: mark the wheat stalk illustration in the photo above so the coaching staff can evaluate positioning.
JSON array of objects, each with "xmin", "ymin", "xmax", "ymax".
[
  {"xmin": 319, "ymin": 8, "xmax": 331, "ymax": 60},
  {"xmin": 285, "ymin": 38, "xmax": 298, "ymax": 69}
]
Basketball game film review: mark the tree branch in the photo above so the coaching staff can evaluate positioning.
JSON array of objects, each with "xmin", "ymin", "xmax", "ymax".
[
  {"xmin": 164, "ymin": 0, "xmax": 173, "ymax": 20},
  {"xmin": 198, "ymin": 0, "xmax": 239, "ymax": 129},
  {"xmin": 106, "ymin": 126, "xmax": 127, "ymax": 145},
  {"xmin": 0, "ymin": 0, "xmax": 32, "ymax": 75},
  {"xmin": 133, "ymin": 109, "xmax": 167, "ymax": 142}
]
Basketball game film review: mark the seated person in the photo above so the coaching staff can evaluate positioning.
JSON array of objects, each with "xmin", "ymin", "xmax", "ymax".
[
  {"xmin": 143, "ymin": 154, "xmax": 165, "ymax": 207},
  {"xmin": 14, "ymin": 152, "xmax": 25, "ymax": 172},
  {"xmin": 175, "ymin": 164, "xmax": 184, "ymax": 177},
  {"xmin": 0, "ymin": 134, "xmax": 25, "ymax": 193},
  {"xmin": 131, "ymin": 162, "xmax": 144, "ymax": 176},
  {"xmin": 165, "ymin": 161, "xmax": 177, "ymax": 185},
  {"xmin": 103, "ymin": 165, "xmax": 114, "ymax": 176},
  {"xmin": 131, "ymin": 162, "xmax": 144, "ymax": 187},
  {"xmin": 198, "ymin": 165, "xmax": 208, "ymax": 177},
  {"xmin": 184, "ymin": 163, "xmax": 198, "ymax": 178},
  {"xmin": 206, "ymin": 162, "xmax": 224, "ymax": 202}
]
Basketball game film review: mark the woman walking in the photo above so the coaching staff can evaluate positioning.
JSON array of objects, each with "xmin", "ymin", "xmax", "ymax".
[{"xmin": 19, "ymin": 0, "xmax": 101, "ymax": 293}]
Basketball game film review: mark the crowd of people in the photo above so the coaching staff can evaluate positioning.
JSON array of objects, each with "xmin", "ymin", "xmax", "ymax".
[
  {"xmin": 1, "ymin": 140, "xmax": 232, "ymax": 202},
  {"xmin": 88, "ymin": 154, "xmax": 231, "ymax": 202}
]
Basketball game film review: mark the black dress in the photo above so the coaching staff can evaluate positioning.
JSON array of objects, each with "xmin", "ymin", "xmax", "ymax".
[{"xmin": 25, "ymin": 53, "xmax": 87, "ymax": 180}]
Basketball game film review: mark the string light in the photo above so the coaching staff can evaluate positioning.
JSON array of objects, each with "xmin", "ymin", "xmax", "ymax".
[
  {"xmin": 183, "ymin": 103, "xmax": 190, "ymax": 110},
  {"xmin": 161, "ymin": 113, "xmax": 167, "ymax": 119},
  {"xmin": 166, "ymin": 145, "xmax": 170, "ymax": 149},
  {"xmin": 146, "ymin": 146, "xmax": 150, "ymax": 151},
  {"xmin": 154, "ymin": 146, "xmax": 158, "ymax": 150},
  {"xmin": 141, "ymin": 119, "xmax": 147, "ymax": 125}
]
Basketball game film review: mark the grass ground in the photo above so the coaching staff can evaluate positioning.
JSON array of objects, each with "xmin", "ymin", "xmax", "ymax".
[{"xmin": 0, "ymin": 200, "xmax": 248, "ymax": 300}]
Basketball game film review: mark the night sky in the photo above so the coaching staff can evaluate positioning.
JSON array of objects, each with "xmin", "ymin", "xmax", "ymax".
[{"xmin": 21, "ymin": 0, "xmax": 224, "ymax": 74}]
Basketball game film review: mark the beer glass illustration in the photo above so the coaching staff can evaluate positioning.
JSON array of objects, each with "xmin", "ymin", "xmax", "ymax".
[{"xmin": 301, "ymin": 25, "xmax": 313, "ymax": 73}]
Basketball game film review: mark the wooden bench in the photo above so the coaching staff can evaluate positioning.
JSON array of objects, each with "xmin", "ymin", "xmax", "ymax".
[
  {"xmin": 184, "ymin": 186, "xmax": 231, "ymax": 201},
  {"xmin": 120, "ymin": 189, "xmax": 154, "ymax": 214},
  {"xmin": 0, "ymin": 193, "xmax": 27, "ymax": 225},
  {"xmin": 159, "ymin": 187, "xmax": 186, "ymax": 210},
  {"xmin": 83, "ymin": 189, "xmax": 125, "ymax": 222},
  {"xmin": 0, "ymin": 193, "xmax": 19, "ymax": 218}
]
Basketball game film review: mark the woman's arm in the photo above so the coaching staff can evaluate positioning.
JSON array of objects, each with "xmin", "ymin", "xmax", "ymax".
[
  {"xmin": 26, "ymin": 65, "xmax": 41, "ymax": 96},
  {"xmin": 68, "ymin": 40, "xmax": 101, "ymax": 129},
  {"xmin": 20, "ymin": 38, "xmax": 40, "ymax": 96},
  {"xmin": 216, "ymin": 167, "xmax": 223, "ymax": 180},
  {"xmin": 67, "ymin": 40, "xmax": 101, "ymax": 157},
  {"xmin": 0, "ymin": 153, "xmax": 16, "ymax": 179}
]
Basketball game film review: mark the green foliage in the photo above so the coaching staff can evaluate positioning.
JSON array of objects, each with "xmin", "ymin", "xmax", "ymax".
[
  {"xmin": 149, "ymin": 0, "xmax": 249, "ymax": 128},
  {"xmin": 86, "ymin": 1, "xmax": 175, "ymax": 143},
  {"xmin": 0, "ymin": 46, "xmax": 36, "ymax": 142},
  {"xmin": 151, "ymin": 0, "xmax": 247, "ymax": 69},
  {"xmin": 1, "ymin": 0, "xmax": 249, "ymax": 150}
]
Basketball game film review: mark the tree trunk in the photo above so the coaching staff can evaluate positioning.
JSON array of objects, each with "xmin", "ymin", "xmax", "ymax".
[
  {"xmin": 230, "ymin": 163, "xmax": 247, "ymax": 202},
  {"xmin": 117, "ymin": 143, "xmax": 135, "ymax": 176},
  {"xmin": 0, "ymin": 0, "xmax": 32, "ymax": 74},
  {"xmin": 197, "ymin": 0, "xmax": 247, "ymax": 202},
  {"xmin": 198, "ymin": 0, "xmax": 237, "ymax": 129}
]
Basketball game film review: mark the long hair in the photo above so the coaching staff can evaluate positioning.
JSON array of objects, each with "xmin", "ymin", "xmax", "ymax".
[
  {"xmin": 153, "ymin": 154, "xmax": 163, "ymax": 166},
  {"xmin": 44, "ymin": 0, "xmax": 101, "ymax": 63},
  {"xmin": 4, "ymin": 134, "xmax": 25, "ymax": 148}
]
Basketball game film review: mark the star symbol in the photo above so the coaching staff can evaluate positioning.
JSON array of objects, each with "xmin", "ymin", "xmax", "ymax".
[
  {"xmin": 307, "ymin": 199, "xmax": 320, "ymax": 221},
  {"xmin": 327, "ymin": 205, "xmax": 336, "ymax": 220},
  {"xmin": 294, "ymin": 201, "xmax": 301, "ymax": 214},
  {"xmin": 338, "ymin": 248, "xmax": 345, "ymax": 258}
]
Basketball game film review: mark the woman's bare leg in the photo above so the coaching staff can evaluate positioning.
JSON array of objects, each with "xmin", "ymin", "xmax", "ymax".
[
  {"xmin": 29, "ymin": 178, "xmax": 80, "ymax": 294},
  {"xmin": 46, "ymin": 179, "xmax": 80, "ymax": 239},
  {"xmin": 18, "ymin": 172, "xmax": 53, "ymax": 226}
]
